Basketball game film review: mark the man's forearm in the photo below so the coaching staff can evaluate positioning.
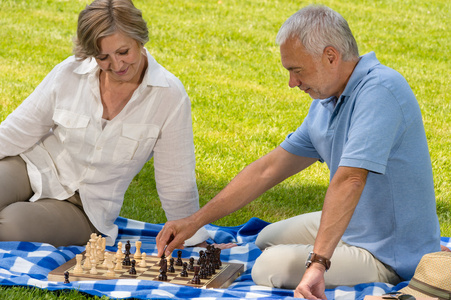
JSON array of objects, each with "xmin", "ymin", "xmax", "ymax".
[
  {"xmin": 313, "ymin": 166, "xmax": 368, "ymax": 259},
  {"xmin": 191, "ymin": 147, "xmax": 318, "ymax": 229}
]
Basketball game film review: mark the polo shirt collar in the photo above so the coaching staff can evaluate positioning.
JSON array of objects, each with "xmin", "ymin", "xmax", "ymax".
[
  {"xmin": 341, "ymin": 51, "xmax": 380, "ymax": 97},
  {"xmin": 72, "ymin": 48, "xmax": 169, "ymax": 88}
]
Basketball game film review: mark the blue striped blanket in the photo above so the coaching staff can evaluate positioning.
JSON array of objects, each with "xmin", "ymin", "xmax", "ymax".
[{"xmin": 0, "ymin": 216, "xmax": 449, "ymax": 299}]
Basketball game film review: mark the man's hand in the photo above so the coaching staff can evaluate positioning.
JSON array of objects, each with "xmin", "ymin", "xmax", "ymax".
[
  {"xmin": 294, "ymin": 264, "xmax": 327, "ymax": 299},
  {"xmin": 156, "ymin": 217, "xmax": 198, "ymax": 257}
]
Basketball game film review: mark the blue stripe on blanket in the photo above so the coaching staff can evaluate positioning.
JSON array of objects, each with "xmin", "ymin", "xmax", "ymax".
[{"xmin": 0, "ymin": 217, "xmax": 449, "ymax": 299}]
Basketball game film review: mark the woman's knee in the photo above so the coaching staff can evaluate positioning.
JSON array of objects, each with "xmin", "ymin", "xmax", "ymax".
[
  {"xmin": 0, "ymin": 156, "xmax": 33, "ymax": 209},
  {"xmin": 0, "ymin": 202, "xmax": 37, "ymax": 242},
  {"xmin": 0, "ymin": 200, "xmax": 93, "ymax": 247}
]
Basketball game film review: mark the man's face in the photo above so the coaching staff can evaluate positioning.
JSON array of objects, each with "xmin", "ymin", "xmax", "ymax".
[{"xmin": 280, "ymin": 37, "xmax": 338, "ymax": 100}]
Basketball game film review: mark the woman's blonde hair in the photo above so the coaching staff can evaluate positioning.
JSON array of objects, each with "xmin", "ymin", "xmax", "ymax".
[{"xmin": 73, "ymin": 0, "xmax": 149, "ymax": 59}]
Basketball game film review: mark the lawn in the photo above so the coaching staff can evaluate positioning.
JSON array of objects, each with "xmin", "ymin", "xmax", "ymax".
[{"xmin": 0, "ymin": 0, "xmax": 449, "ymax": 298}]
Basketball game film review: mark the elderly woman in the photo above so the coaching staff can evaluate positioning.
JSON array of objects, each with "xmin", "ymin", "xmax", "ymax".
[{"xmin": 0, "ymin": 0, "xmax": 208, "ymax": 247}]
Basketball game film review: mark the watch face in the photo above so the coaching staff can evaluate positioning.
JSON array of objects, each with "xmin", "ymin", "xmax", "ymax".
[{"xmin": 305, "ymin": 252, "xmax": 313, "ymax": 268}]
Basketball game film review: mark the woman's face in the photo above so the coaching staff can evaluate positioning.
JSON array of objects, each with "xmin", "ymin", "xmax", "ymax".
[{"xmin": 95, "ymin": 32, "xmax": 146, "ymax": 84}]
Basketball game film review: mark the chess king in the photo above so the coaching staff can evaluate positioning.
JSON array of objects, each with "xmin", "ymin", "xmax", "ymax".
[
  {"xmin": 0, "ymin": 0, "xmax": 209, "ymax": 247},
  {"xmin": 157, "ymin": 4, "xmax": 442, "ymax": 299}
]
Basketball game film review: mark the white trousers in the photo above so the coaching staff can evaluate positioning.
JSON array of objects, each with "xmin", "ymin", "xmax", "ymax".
[{"xmin": 251, "ymin": 211, "xmax": 401, "ymax": 289}]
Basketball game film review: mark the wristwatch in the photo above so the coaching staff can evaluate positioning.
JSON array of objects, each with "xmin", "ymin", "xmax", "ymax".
[{"xmin": 305, "ymin": 252, "xmax": 331, "ymax": 271}]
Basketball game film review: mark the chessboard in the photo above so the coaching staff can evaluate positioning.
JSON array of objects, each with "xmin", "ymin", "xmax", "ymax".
[{"xmin": 48, "ymin": 236, "xmax": 244, "ymax": 289}]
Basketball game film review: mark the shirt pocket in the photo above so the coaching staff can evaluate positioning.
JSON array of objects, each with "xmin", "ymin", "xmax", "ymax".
[
  {"xmin": 113, "ymin": 124, "xmax": 160, "ymax": 162},
  {"xmin": 52, "ymin": 109, "xmax": 90, "ymax": 153}
]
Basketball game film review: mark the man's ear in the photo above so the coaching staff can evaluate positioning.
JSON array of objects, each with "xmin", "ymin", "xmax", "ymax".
[{"xmin": 323, "ymin": 46, "xmax": 340, "ymax": 66}]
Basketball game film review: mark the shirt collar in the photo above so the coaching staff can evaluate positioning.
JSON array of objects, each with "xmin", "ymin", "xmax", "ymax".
[
  {"xmin": 341, "ymin": 51, "xmax": 380, "ymax": 97},
  {"xmin": 73, "ymin": 48, "xmax": 169, "ymax": 88}
]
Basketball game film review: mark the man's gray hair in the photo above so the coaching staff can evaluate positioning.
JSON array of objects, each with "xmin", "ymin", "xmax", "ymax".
[{"xmin": 276, "ymin": 5, "xmax": 359, "ymax": 61}]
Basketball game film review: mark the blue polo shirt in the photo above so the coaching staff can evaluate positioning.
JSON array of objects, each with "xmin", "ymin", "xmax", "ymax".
[{"xmin": 281, "ymin": 52, "xmax": 441, "ymax": 280}]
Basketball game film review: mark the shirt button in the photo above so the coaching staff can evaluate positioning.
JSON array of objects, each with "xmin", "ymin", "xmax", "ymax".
[{"xmin": 96, "ymin": 146, "xmax": 102, "ymax": 150}]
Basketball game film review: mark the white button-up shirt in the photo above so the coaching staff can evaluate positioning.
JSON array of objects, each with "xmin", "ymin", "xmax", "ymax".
[{"xmin": 0, "ymin": 49, "xmax": 208, "ymax": 245}]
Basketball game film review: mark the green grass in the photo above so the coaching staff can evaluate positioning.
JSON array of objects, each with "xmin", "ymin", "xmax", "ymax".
[{"xmin": 0, "ymin": 0, "xmax": 450, "ymax": 298}]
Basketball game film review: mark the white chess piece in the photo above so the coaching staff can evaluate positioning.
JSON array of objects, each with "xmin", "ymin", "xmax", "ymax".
[
  {"xmin": 115, "ymin": 241, "xmax": 123, "ymax": 262},
  {"xmin": 83, "ymin": 242, "xmax": 92, "ymax": 269},
  {"xmin": 74, "ymin": 254, "xmax": 83, "ymax": 274},
  {"xmin": 139, "ymin": 252, "xmax": 147, "ymax": 267},
  {"xmin": 90, "ymin": 264, "xmax": 98, "ymax": 275},
  {"xmin": 134, "ymin": 241, "xmax": 142, "ymax": 260}
]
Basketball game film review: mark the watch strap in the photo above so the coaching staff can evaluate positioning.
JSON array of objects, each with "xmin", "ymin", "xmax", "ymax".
[{"xmin": 306, "ymin": 252, "xmax": 331, "ymax": 271}]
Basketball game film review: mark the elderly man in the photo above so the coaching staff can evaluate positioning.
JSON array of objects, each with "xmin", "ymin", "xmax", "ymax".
[{"xmin": 157, "ymin": 5, "xmax": 441, "ymax": 299}]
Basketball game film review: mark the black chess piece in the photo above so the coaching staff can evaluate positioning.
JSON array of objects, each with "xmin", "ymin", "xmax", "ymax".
[
  {"xmin": 64, "ymin": 271, "xmax": 70, "ymax": 284},
  {"xmin": 215, "ymin": 248, "xmax": 222, "ymax": 267},
  {"xmin": 158, "ymin": 253, "xmax": 166, "ymax": 266},
  {"xmin": 199, "ymin": 263, "xmax": 207, "ymax": 279},
  {"xmin": 209, "ymin": 262, "xmax": 215, "ymax": 275},
  {"xmin": 158, "ymin": 269, "xmax": 168, "ymax": 281},
  {"xmin": 188, "ymin": 257, "xmax": 195, "ymax": 271},
  {"xmin": 190, "ymin": 266, "xmax": 200, "ymax": 284},
  {"xmin": 197, "ymin": 250, "xmax": 204, "ymax": 265},
  {"xmin": 159, "ymin": 257, "xmax": 168, "ymax": 274},
  {"xmin": 129, "ymin": 259, "xmax": 137, "ymax": 275},
  {"xmin": 176, "ymin": 250, "xmax": 183, "ymax": 266},
  {"xmin": 180, "ymin": 262, "xmax": 188, "ymax": 277},
  {"xmin": 168, "ymin": 258, "xmax": 175, "ymax": 273},
  {"xmin": 125, "ymin": 240, "xmax": 131, "ymax": 255},
  {"xmin": 122, "ymin": 252, "xmax": 131, "ymax": 266}
]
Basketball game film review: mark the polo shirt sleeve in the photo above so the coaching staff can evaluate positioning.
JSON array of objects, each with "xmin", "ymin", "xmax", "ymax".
[
  {"xmin": 280, "ymin": 114, "xmax": 322, "ymax": 160},
  {"xmin": 340, "ymin": 84, "xmax": 404, "ymax": 174}
]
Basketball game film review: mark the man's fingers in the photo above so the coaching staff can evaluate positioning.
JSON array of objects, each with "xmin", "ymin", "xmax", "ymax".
[
  {"xmin": 156, "ymin": 226, "xmax": 175, "ymax": 257},
  {"xmin": 164, "ymin": 237, "xmax": 185, "ymax": 257}
]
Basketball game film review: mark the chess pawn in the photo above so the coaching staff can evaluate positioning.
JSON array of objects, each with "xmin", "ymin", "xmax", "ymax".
[
  {"xmin": 176, "ymin": 250, "xmax": 183, "ymax": 266},
  {"xmin": 106, "ymin": 264, "xmax": 115, "ymax": 277},
  {"xmin": 74, "ymin": 254, "xmax": 84, "ymax": 274},
  {"xmin": 168, "ymin": 258, "xmax": 175, "ymax": 273},
  {"xmin": 139, "ymin": 253, "xmax": 147, "ymax": 267},
  {"xmin": 102, "ymin": 252, "xmax": 109, "ymax": 267},
  {"xmin": 188, "ymin": 257, "xmax": 195, "ymax": 271},
  {"xmin": 116, "ymin": 241, "xmax": 123, "ymax": 263},
  {"xmin": 191, "ymin": 266, "xmax": 201, "ymax": 284},
  {"xmin": 64, "ymin": 271, "xmax": 70, "ymax": 284},
  {"xmin": 114, "ymin": 259, "xmax": 123, "ymax": 270},
  {"xmin": 134, "ymin": 241, "xmax": 142, "ymax": 260},
  {"xmin": 129, "ymin": 260, "xmax": 137, "ymax": 275},
  {"xmin": 180, "ymin": 262, "xmax": 188, "ymax": 277},
  {"xmin": 90, "ymin": 264, "xmax": 98, "ymax": 275}
]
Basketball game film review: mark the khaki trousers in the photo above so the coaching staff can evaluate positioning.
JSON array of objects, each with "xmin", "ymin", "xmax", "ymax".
[
  {"xmin": 252, "ymin": 211, "xmax": 401, "ymax": 289},
  {"xmin": 0, "ymin": 156, "xmax": 97, "ymax": 247}
]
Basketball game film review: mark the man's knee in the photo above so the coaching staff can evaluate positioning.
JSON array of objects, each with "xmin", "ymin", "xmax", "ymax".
[
  {"xmin": 252, "ymin": 244, "xmax": 308, "ymax": 289},
  {"xmin": 255, "ymin": 224, "xmax": 275, "ymax": 250}
]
